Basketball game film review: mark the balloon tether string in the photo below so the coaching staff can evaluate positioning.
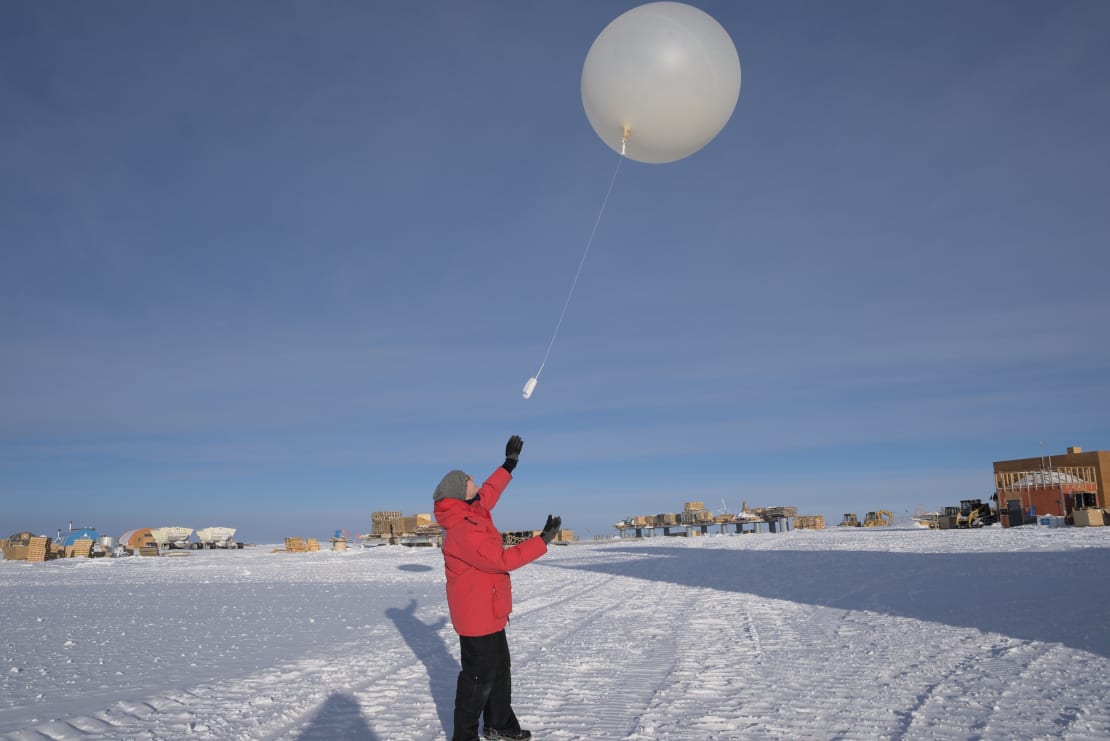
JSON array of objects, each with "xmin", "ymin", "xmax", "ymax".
[{"xmin": 533, "ymin": 139, "xmax": 626, "ymax": 381}]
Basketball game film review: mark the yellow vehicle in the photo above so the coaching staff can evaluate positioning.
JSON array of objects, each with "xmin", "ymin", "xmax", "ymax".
[
  {"xmin": 955, "ymin": 499, "xmax": 997, "ymax": 528},
  {"xmin": 862, "ymin": 510, "xmax": 894, "ymax": 527},
  {"xmin": 838, "ymin": 513, "xmax": 860, "ymax": 527}
]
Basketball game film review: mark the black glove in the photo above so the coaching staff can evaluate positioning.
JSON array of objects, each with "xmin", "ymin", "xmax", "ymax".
[
  {"xmin": 503, "ymin": 434, "xmax": 523, "ymax": 473},
  {"xmin": 540, "ymin": 514, "xmax": 562, "ymax": 544}
]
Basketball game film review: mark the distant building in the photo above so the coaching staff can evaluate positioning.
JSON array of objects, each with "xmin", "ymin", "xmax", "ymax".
[{"xmin": 992, "ymin": 446, "xmax": 1108, "ymax": 526}]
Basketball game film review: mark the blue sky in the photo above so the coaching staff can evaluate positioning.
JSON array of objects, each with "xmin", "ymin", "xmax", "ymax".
[{"xmin": 3, "ymin": 1, "xmax": 1109, "ymax": 542}]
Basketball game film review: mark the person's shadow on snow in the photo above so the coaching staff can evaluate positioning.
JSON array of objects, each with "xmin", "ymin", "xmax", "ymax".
[
  {"xmin": 295, "ymin": 691, "xmax": 379, "ymax": 740},
  {"xmin": 386, "ymin": 598, "xmax": 456, "ymax": 734}
]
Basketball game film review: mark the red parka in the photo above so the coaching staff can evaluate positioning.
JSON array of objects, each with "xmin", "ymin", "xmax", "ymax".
[{"xmin": 434, "ymin": 467, "xmax": 547, "ymax": 637}]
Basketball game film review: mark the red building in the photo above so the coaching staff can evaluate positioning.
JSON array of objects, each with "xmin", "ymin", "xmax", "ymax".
[{"xmin": 993, "ymin": 446, "xmax": 1109, "ymax": 527}]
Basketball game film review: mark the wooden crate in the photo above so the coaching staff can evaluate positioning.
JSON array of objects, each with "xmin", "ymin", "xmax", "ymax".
[
  {"xmin": 306, "ymin": 538, "xmax": 320, "ymax": 552},
  {"xmin": 284, "ymin": 537, "xmax": 307, "ymax": 552},
  {"xmin": 1073, "ymin": 508, "xmax": 1107, "ymax": 527}
]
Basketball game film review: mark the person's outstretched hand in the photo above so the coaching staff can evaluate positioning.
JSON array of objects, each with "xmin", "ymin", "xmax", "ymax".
[
  {"xmin": 540, "ymin": 514, "xmax": 562, "ymax": 544},
  {"xmin": 503, "ymin": 435, "xmax": 524, "ymax": 473}
]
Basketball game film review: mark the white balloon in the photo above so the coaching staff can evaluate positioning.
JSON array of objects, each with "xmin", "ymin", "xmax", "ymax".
[{"xmin": 581, "ymin": 2, "xmax": 741, "ymax": 164}]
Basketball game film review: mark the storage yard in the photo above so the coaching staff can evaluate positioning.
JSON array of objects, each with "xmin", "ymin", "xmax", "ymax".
[
  {"xmin": 0, "ymin": 525, "xmax": 243, "ymax": 562},
  {"xmin": 614, "ymin": 501, "xmax": 820, "ymax": 537}
]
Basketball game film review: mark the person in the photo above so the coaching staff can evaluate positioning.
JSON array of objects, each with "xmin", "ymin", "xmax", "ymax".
[{"xmin": 433, "ymin": 434, "xmax": 561, "ymax": 741}]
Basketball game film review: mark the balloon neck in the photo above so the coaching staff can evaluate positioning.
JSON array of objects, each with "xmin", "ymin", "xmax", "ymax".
[{"xmin": 621, "ymin": 126, "xmax": 631, "ymax": 156}]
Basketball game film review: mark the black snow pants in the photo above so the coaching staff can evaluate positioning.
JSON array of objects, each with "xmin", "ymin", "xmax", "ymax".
[{"xmin": 453, "ymin": 629, "xmax": 521, "ymax": 741}]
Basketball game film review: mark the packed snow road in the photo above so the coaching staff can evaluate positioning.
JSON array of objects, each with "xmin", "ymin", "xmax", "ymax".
[{"xmin": 2, "ymin": 526, "xmax": 1109, "ymax": 740}]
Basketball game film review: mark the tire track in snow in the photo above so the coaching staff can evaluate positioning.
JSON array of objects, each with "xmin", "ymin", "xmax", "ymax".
[
  {"xmin": 629, "ymin": 589, "xmax": 808, "ymax": 740},
  {"xmin": 511, "ymin": 577, "xmax": 685, "ymax": 740}
]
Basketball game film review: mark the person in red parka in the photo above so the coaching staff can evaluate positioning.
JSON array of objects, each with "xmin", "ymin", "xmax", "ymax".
[{"xmin": 433, "ymin": 434, "xmax": 561, "ymax": 741}]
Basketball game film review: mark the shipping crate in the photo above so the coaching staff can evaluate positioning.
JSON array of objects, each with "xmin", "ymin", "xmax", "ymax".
[
  {"xmin": 306, "ymin": 538, "xmax": 320, "ymax": 552},
  {"xmin": 1073, "ymin": 509, "xmax": 1106, "ymax": 527},
  {"xmin": 3, "ymin": 533, "xmax": 35, "ymax": 560},
  {"xmin": 794, "ymin": 515, "xmax": 826, "ymax": 530},
  {"xmin": 284, "ymin": 537, "xmax": 307, "ymax": 552}
]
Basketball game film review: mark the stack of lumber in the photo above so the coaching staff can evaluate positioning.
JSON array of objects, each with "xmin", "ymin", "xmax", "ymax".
[
  {"xmin": 753, "ymin": 506, "xmax": 798, "ymax": 519},
  {"xmin": 306, "ymin": 538, "xmax": 320, "ymax": 552}
]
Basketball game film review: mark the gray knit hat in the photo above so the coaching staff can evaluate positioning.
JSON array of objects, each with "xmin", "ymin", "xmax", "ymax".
[{"xmin": 434, "ymin": 470, "xmax": 470, "ymax": 502}]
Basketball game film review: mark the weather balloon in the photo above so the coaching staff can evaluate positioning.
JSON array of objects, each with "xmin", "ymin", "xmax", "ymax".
[
  {"xmin": 581, "ymin": 2, "xmax": 741, "ymax": 164},
  {"xmin": 521, "ymin": 3, "xmax": 741, "ymax": 400}
]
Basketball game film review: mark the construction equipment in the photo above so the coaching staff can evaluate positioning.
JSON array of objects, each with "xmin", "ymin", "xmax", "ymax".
[
  {"xmin": 862, "ymin": 510, "xmax": 894, "ymax": 527},
  {"xmin": 938, "ymin": 506, "xmax": 961, "ymax": 529},
  {"xmin": 955, "ymin": 499, "xmax": 997, "ymax": 528},
  {"xmin": 838, "ymin": 513, "xmax": 861, "ymax": 527}
]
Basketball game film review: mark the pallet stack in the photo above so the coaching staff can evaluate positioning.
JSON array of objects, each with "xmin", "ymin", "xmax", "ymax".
[
  {"xmin": 64, "ymin": 539, "xmax": 96, "ymax": 558},
  {"xmin": 793, "ymin": 515, "xmax": 826, "ymax": 530},
  {"xmin": 27, "ymin": 536, "xmax": 51, "ymax": 562}
]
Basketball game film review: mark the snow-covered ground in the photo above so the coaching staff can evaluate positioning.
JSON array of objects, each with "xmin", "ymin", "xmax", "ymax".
[{"xmin": 2, "ymin": 526, "xmax": 1109, "ymax": 740}]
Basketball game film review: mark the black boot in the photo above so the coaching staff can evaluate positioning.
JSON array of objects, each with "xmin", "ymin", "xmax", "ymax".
[{"xmin": 483, "ymin": 729, "xmax": 532, "ymax": 740}]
